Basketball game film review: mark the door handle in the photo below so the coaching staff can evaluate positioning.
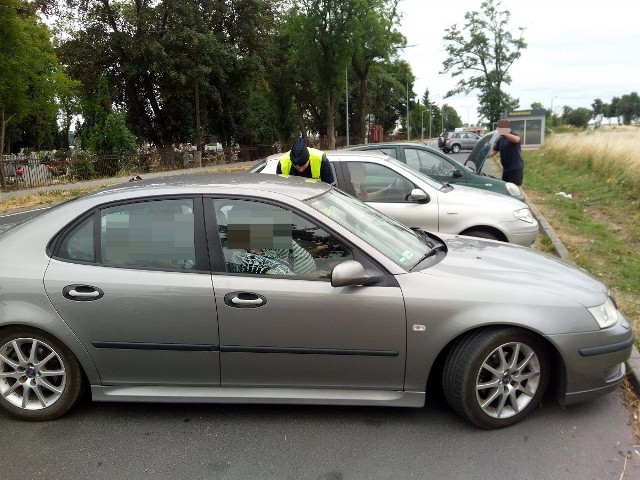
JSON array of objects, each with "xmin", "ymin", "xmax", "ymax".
[
  {"xmin": 231, "ymin": 297, "xmax": 263, "ymax": 306},
  {"xmin": 68, "ymin": 289, "xmax": 100, "ymax": 298},
  {"xmin": 63, "ymin": 284, "xmax": 104, "ymax": 301},
  {"xmin": 224, "ymin": 292, "xmax": 267, "ymax": 308}
]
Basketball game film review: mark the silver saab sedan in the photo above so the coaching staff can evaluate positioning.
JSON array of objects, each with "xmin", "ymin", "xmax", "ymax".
[
  {"xmin": 0, "ymin": 174, "xmax": 632, "ymax": 429},
  {"xmin": 251, "ymin": 151, "xmax": 538, "ymax": 247}
]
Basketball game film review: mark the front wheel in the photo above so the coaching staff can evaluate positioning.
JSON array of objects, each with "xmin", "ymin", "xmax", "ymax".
[
  {"xmin": 462, "ymin": 229, "xmax": 501, "ymax": 242},
  {"xmin": 442, "ymin": 328, "xmax": 549, "ymax": 429},
  {"xmin": 0, "ymin": 327, "xmax": 84, "ymax": 421}
]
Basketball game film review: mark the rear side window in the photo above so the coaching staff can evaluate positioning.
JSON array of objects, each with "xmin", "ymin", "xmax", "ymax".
[{"xmin": 55, "ymin": 198, "xmax": 197, "ymax": 271}]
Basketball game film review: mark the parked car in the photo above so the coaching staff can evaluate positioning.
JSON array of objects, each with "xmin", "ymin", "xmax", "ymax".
[
  {"xmin": 0, "ymin": 174, "xmax": 631, "ymax": 428},
  {"xmin": 251, "ymin": 151, "xmax": 537, "ymax": 246},
  {"xmin": 440, "ymin": 130, "xmax": 481, "ymax": 153},
  {"xmin": 345, "ymin": 139, "xmax": 523, "ymax": 201}
]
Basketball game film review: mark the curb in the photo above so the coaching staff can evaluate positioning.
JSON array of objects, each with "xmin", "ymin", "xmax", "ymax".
[{"xmin": 525, "ymin": 192, "xmax": 640, "ymax": 392}]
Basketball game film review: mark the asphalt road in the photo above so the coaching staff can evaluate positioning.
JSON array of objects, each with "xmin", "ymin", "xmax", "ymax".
[
  {"xmin": 1, "ymin": 391, "xmax": 637, "ymax": 479},
  {"xmin": 1, "ymin": 148, "xmax": 639, "ymax": 479}
]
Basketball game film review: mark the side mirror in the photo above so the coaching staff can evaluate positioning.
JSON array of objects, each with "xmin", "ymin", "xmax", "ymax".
[
  {"xmin": 464, "ymin": 160, "xmax": 476, "ymax": 172},
  {"xmin": 452, "ymin": 169, "xmax": 463, "ymax": 178},
  {"xmin": 331, "ymin": 260, "xmax": 370, "ymax": 287},
  {"xmin": 408, "ymin": 188, "xmax": 430, "ymax": 203}
]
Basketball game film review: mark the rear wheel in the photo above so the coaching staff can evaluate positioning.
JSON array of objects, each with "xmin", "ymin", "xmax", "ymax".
[
  {"xmin": 451, "ymin": 144, "xmax": 461, "ymax": 153},
  {"xmin": 443, "ymin": 328, "xmax": 549, "ymax": 429},
  {"xmin": 0, "ymin": 327, "xmax": 84, "ymax": 421}
]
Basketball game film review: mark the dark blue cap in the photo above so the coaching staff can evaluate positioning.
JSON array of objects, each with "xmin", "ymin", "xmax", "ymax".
[{"xmin": 290, "ymin": 137, "xmax": 310, "ymax": 166}]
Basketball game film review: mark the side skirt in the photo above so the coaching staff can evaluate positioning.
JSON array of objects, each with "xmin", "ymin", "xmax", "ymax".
[{"xmin": 91, "ymin": 386, "xmax": 425, "ymax": 408}]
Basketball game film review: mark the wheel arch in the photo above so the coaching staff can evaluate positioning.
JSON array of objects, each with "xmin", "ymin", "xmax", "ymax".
[
  {"xmin": 459, "ymin": 225, "xmax": 508, "ymax": 242},
  {"xmin": 0, "ymin": 322, "xmax": 100, "ymax": 385},
  {"xmin": 426, "ymin": 325, "xmax": 566, "ymax": 401}
]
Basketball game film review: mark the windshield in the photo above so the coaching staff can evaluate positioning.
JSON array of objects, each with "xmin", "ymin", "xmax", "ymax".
[{"xmin": 307, "ymin": 188, "xmax": 428, "ymax": 269}]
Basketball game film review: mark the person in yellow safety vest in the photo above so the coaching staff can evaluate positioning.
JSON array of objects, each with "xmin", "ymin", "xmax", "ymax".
[{"xmin": 276, "ymin": 137, "xmax": 335, "ymax": 184}]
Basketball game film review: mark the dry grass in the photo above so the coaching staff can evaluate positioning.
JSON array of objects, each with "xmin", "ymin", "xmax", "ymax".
[
  {"xmin": 0, "ymin": 187, "xmax": 111, "ymax": 213},
  {"xmin": 0, "ymin": 165, "xmax": 254, "ymax": 213},
  {"xmin": 545, "ymin": 126, "xmax": 640, "ymax": 190}
]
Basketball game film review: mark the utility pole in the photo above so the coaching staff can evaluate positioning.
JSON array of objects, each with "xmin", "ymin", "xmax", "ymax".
[
  {"xmin": 345, "ymin": 64, "xmax": 349, "ymax": 146},
  {"xmin": 406, "ymin": 81, "xmax": 410, "ymax": 141}
]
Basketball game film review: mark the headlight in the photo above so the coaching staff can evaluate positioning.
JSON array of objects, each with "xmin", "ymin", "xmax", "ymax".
[
  {"xmin": 513, "ymin": 208, "xmax": 534, "ymax": 223},
  {"xmin": 588, "ymin": 297, "xmax": 619, "ymax": 329},
  {"xmin": 505, "ymin": 182, "xmax": 522, "ymax": 197}
]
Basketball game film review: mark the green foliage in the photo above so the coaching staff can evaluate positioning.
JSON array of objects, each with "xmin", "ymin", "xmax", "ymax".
[
  {"xmin": 562, "ymin": 107, "xmax": 592, "ymax": 128},
  {"xmin": 441, "ymin": 0, "xmax": 526, "ymax": 124},
  {"xmin": 57, "ymin": 0, "xmax": 277, "ymax": 150},
  {"xmin": 1, "ymin": 0, "xmax": 62, "ymax": 187},
  {"xmin": 69, "ymin": 152, "xmax": 95, "ymax": 180},
  {"xmin": 89, "ymin": 112, "xmax": 138, "ymax": 155}
]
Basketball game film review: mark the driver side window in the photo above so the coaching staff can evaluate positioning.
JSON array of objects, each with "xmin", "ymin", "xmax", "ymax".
[
  {"xmin": 343, "ymin": 162, "xmax": 414, "ymax": 203},
  {"xmin": 214, "ymin": 199, "xmax": 353, "ymax": 278}
]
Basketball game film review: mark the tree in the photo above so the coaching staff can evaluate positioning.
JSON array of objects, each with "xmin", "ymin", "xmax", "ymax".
[
  {"xmin": 441, "ymin": 0, "xmax": 526, "ymax": 125},
  {"xmin": 56, "ymin": 0, "xmax": 277, "ymax": 163},
  {"xmin": 349, "ymin": 0, "xmax": 405, "ymax": 142},
  {"xmin": 0, "ymin": 0, "xmax": 61, "ymax": 189},
  {"xmin": 617, "ymin": 92, "xmax": 640, "ymax": 125},
  {"xmin": 363, "ymin": 58, "xmax": 413, "ymax": 135},
  {"xmin": 562, "ymin": 107, "xmax": 592, "ymax": 129},
  {"xmin": 89, "ymin": 76, "xmax": 136, "ymax": 155},
  {"xmin": 284, "ymin": 0, "xmax": 355, "ymax": 148}
]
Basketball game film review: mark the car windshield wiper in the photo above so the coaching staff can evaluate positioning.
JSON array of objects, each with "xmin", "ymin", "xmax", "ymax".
[
  {"xmin": 410, "ymin": 243, "xmax": 447, "ymax": 271},
  {"xmin": 439, "ymin": 183, "xmax": 454, "ymax": 192}
]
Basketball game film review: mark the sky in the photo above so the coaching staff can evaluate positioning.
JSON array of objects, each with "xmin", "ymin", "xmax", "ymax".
[{"xmin": 397, "ymin": 0, "xmax": 639, "ymax": 125}]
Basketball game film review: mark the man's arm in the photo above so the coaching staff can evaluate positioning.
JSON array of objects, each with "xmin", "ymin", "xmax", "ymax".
[
  {"xmin": 320, "ymin": 155, "xmax": 335, "ymax": 184},
  {"xmin": 503, "ymin": 131, "xmax": 521, "ymax": 144},
  {"xmin": 276, "ymin": 161, "xmax": 283, "ymax": 174}
]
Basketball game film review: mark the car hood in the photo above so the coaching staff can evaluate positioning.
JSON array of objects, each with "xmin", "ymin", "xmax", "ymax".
[
  {"xmin": 465, "ymin": 131, "xmax": 500, "ymax": 173},
  {"xmin": 421, "ymin": 235, "xmax": 607, "ymax": 307}
]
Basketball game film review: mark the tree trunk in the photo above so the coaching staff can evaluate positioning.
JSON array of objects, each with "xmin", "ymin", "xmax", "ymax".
[
  {"xmin": 358, "ymin": 76, "xmax": 368, "ymax": 143},
  {"xmin": 326, "ymin": 91, "xmax": 336, "ymax": 150},
  {"xmin": 159, "ymin": 144, "xmax": 175, "ymax": 169},
  {"xmin": 295, "ymin": 95, "xmax": 307, "ymax": 143},
  {"xmin": 0, "ymin": 108, "xmax": 7, "ymax": 191}
]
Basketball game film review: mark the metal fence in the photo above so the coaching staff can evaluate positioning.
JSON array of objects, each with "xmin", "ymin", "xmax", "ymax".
[
  {"xmin": 0, "ymin": 144, "xmax": 282, "ymax": 193},
  {"xmin": 0, "ymin": 137, "xmax": 402, "ymax": 193}
]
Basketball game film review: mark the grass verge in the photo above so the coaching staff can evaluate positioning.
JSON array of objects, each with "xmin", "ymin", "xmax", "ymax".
[{"xmin": 523, "ymin": 146, "xmax": 640, "ymax": 338}]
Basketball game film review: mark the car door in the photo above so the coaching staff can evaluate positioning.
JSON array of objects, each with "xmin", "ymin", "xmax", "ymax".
[
  {"xmin": 207, "ymin": 198, "xmax": 407, "ymax": 390},
  {"xmin": 44, "ymin": 197, "xmax": 221, "ymax": 386},
  {"xmin": 337, "ymin": 160, "xmax": 440, "ymax": 232}
]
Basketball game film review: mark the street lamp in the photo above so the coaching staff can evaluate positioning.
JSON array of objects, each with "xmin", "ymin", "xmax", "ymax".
[{"xmin": 462, "ymin": 105, "xmax": 472, "ymax": 127}]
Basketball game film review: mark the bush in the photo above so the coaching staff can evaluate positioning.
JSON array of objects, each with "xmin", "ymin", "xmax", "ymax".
[{"xmin": 69, "ymin": 153, "xmax": 95, "ymax": 180}]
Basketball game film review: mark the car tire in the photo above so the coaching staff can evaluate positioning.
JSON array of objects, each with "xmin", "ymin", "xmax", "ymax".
[
  {"xmin": 451, "ymin": 144, "xmax": 461, "ymax": 153},
  {"xmin": 462, "ymin": 229, "xmax": 501, "ymax": 241},
  {"xmin": 0, "ymin": 327, "xmax": 84, "ymax": 421},
  {"xmin": 442, "ymin": 327, "xmax": 549, "ymax": 429}
]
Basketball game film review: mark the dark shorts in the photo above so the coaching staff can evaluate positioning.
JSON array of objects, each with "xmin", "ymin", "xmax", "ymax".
[{"xmin": 502, "ymin": 168, "xmax": 523, "ymax": 186}]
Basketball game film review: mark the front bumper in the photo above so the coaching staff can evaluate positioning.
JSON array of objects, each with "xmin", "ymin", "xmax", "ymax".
[
  {"xmin": 546, "ymin": 314, "xmax": 634, "ymax": 406},
  {"xmin": 500, "ymin": 218, "xmax": 539, "ymax": 247}
]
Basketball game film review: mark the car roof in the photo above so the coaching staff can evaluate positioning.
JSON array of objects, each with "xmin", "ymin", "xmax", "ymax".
[
  {"xmin": 80, "ymin": 172, "xmax": 333, "ymax": 203},
  {"xmin": 265, "ymin": 150, "xmax": 392, "ymax": 163}
]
